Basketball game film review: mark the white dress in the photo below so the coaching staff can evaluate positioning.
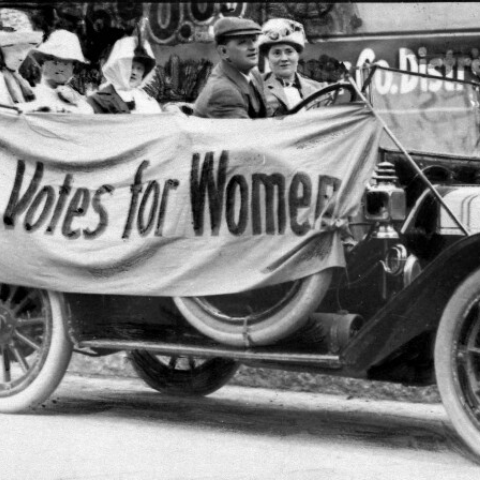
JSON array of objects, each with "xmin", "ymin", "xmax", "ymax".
[
  {"xmin": 116, "ymin": 88, "xmax": 162, "ymax": 114},
  {"xmin": 28, "ymin": 81, "xmax": 93, "ymax": 113},
  {"xmin": 0, "ymin": 72, "xmax": 13, "ymax": 106}
]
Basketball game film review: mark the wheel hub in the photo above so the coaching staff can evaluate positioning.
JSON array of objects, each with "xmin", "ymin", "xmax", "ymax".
[{"xmin": 0, "ymin": 305, "xmax": 16, "ymax": 345}]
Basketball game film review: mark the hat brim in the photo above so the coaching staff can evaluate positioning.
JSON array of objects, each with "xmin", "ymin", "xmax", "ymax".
[
  {"xmin": 133, "ymin": 55, "xmax": 156, "ymax": 76},
  {"xmin": 216, "ymin": 28, "xmax": 261, "ymax": 39},
  {"xmin": 261, "ymin": 41, "xmax": 304, "ymax": 54},
  {"xmin": 0, "ymin": 31, "xmax": 42, "ymax": 48},
  {"xmin": 30, "ymin": 49, "xmax": 87, "ymax": 65}
]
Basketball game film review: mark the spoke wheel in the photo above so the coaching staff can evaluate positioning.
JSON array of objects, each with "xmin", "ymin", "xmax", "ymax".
[
  {"xmin": 287, "ymin": 82, "xmax": 358, "ymax": 114},
  {"xmin": 174, "ymin": 270, "xmax": 332, "ymax": 347},
  {"xmin": 0, "ymin": 285, "xmax": 71, "ymax": 413},
  {"xmin": 435, "ymin": 269, "xmax": 480, "ymax": 459},
  {"xmin": 128, "ymin": 351, "xmax": 238, "ymax": 396}
]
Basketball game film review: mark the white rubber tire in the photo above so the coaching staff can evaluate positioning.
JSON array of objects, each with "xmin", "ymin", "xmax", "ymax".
[
  {"xmin": 435, "ymin": 268, "xmax": 480, "ymax": 459},
  {"xmin": 0, "ymin": 290, "xmax": 72, "ymax": 413},
  {"xmin": 174, "ymin": 270, "xmax": 332, "ymax": 347}
]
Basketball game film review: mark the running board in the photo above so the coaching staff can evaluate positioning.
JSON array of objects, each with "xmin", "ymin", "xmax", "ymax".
[{"xmin": 80, "ymin": 340, "xmax": 342, "ymax": 369}]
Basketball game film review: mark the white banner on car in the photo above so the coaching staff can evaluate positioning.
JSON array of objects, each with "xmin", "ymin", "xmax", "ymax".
[{"xmin": 0, "ymin": 105, "xmax": 381, "ymax": 295}]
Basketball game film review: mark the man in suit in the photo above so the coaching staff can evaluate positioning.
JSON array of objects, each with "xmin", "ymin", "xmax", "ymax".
[{"xmin": 194, "ymin": 17, "xmax": 268, "ymax": 119}]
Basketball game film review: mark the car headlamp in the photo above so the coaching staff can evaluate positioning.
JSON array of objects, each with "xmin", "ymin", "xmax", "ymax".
[{"xmin": 364, "ymin": 161, "xmax": 406, "ymax": 223}]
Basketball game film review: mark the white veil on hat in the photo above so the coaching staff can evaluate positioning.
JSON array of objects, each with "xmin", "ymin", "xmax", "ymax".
[{"xmin": 102, "ymin": 35, "xmax": 156, "ymax": 92}]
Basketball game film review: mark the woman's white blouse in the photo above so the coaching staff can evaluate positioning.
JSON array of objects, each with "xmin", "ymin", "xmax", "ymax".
[{"xmin": 283, "ymin": 85, "xmax": 302, "ymax": 109}]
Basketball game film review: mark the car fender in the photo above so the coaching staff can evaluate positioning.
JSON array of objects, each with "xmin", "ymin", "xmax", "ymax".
[{"xmin": 342, "ymin": 231, "xmax": 480, "ymax": 372}]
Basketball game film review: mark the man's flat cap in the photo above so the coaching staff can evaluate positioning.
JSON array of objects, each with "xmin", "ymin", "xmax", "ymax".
[{"xmin": 214, "ymin": 17, "xmax": 261, "ymax": 41}]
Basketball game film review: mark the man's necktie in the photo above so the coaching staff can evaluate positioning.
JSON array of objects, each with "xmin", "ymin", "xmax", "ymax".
[{"xmin": 249, "ymin": 79, "xmax": 262, "ymax": 112}]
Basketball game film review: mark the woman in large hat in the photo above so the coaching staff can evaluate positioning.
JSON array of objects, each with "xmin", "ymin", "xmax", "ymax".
[
  {"xmin": 258, "ymin": 18, "xmax": 327, "ymax": 117},
  {"xmin": 20, "ymin": 29, "xmax": 92, "ymax": 113},
  {"xmin": 87, "ymin": 34, "xmax": 161, "ymax": 114},
  {"xmin": 0, "ymin": 8, "xmax": 42, "ymax": 106}
]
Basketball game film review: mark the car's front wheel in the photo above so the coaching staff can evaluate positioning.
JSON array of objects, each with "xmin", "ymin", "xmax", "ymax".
[{"xmin": 435, "ymin": 268, "xmax": 480, "ymax": 460}]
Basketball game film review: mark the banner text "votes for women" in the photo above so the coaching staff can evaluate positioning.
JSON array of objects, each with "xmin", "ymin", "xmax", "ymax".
[{"xmin": 2, "ymin": 152, "xmax": 340, "ymax": 240}]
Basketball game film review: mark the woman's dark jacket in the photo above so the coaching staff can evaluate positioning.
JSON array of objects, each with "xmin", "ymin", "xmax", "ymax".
[
  {"xmin": 263, "ymin": 72, "xmax": 327, "ymax": 117},
  {"xmin": 87, "ymin": 84, "xmax": 132, "ymax": 114}
]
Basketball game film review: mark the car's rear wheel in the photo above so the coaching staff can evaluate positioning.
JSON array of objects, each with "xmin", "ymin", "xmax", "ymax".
[
  {"xmin": 128, "ymin": 351, "xmax": 238, "ymax": 396},
  {"xmin": 174, "ymin": 270, "xmax": 332, "ymax": 347},
  {"xmin": 0, "ymin": 285, "xmax": 71, "ymax": 413},
  {"xmin": 435, "ymin": 268, "xmax": 480, "ymax": 459}
]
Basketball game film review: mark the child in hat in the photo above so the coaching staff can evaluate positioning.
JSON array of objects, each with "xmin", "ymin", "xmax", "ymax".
[
  {"xmin": 19, "ymin": 29, "xmax": 93, "ymax": 113},
  {"xmin": 87, "ymin": 34, "xmax": 161, "ymax": 114}
]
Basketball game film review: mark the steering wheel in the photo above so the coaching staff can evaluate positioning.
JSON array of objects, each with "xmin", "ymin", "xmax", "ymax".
[{"xmin": 287, "ymin": 82, "xmax": 358, "ymax": 115}]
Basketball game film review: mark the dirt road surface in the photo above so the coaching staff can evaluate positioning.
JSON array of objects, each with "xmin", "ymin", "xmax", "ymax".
[{"xmin": 1, "ymin": 374, "xmax": 478, "ymax": 480}]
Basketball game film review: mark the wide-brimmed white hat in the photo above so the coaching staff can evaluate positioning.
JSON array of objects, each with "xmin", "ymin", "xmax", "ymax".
[
  {"xmin": 0, "ymin": 30, "xmax": 42, "ymax": 48},
  {"xmin": 0, "ymin": 8, "xmax": 42, "ymax": 47},
  {"xmin": 258, "ymin": 18, "xmax": 306, "ymax": 53},
  {"xmin": 31, "ymin": 29, "xmax": 87, "ymax": 64}
]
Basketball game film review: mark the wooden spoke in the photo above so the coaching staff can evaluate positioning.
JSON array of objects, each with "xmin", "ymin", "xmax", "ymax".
[
  {"xmin": 471, "ymin": 405, "xmax": 480, "ymax": 420},
  {"xmin": 11, "ymin": 345, "xmax": 29, "ymax": 373},
  {"xmin": 5, "ymin": 286, "xmax": 19, "ymax": 306},
  {"xmin": 467, "ymin": 346, "xmax": 480, "ymax": 356},
  {"xmin": 0, "ymin": 347, "xmax": 11, "ymax": 383},
  {"xmin": 13, "ymin": 331, "xmax": 41, "ymax": 351},
  {"xmin": 16, "ymin": 317, "xmax": 45, "ymax": 327},
  {"xmin": 168, "ymin": 356, "xmax": 178, "ymax": 369},
  {"xmin": 12, "ymin": 292, "xmax": 37, "ymax": 315},
  {"xmin": 466, "ymin": 306, "xmax": 480, "ymax": 347}
]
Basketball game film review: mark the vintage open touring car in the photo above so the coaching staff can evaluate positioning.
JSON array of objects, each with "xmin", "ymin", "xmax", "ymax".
[{"xmin": 1, "ymin": 65, "xmax": 480, "ymax": 460}]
